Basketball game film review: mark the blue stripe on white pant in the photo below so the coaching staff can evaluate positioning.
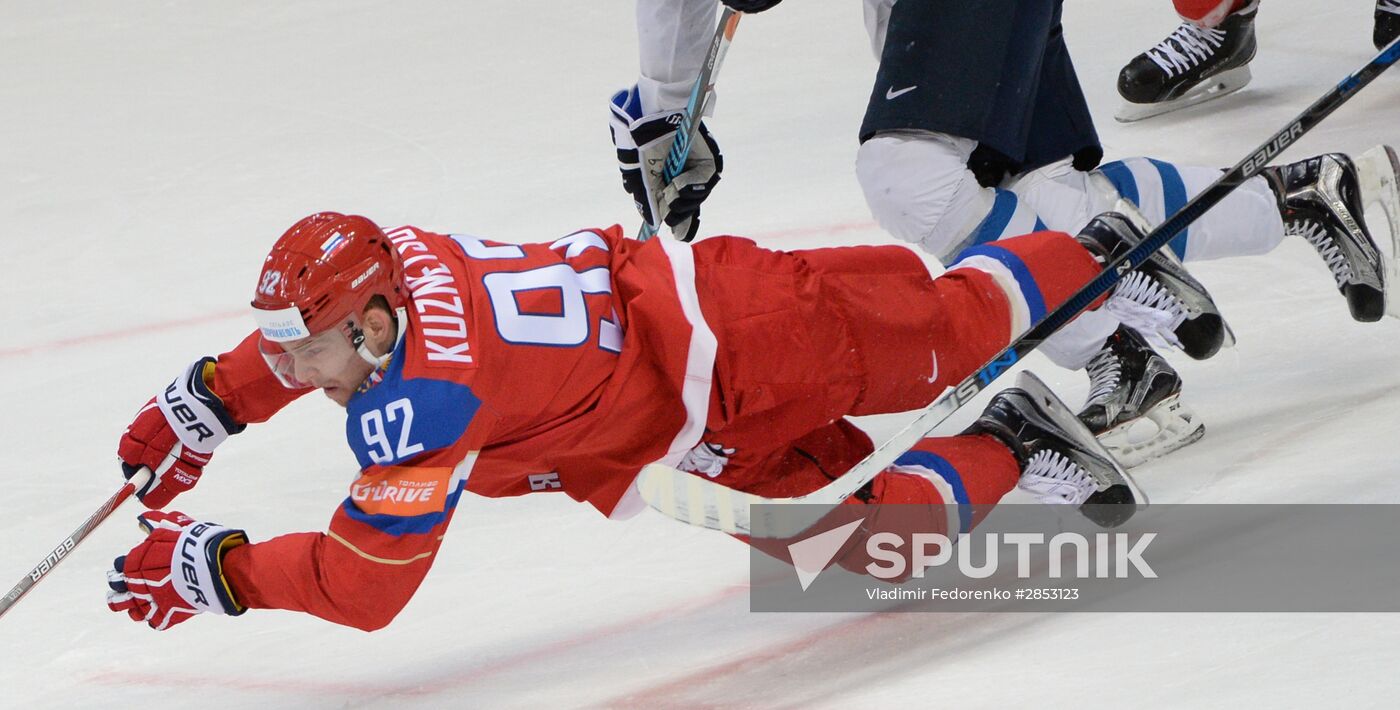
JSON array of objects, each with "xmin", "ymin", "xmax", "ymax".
[
  {"xmin": 1095, "ymin": 158, "xmax": 1191, "ymax": 258},
  {"xmin": 963, "ymin": 188, "xmax": 1048, "ymax": 253}
]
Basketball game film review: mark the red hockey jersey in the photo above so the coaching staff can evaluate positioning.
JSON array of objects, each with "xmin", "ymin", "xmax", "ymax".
[
  {"xmin": 221, "ymin": 224, "xmax": 717, "ymax": 629},
  {"xmin": 214, "ymin": 218, "xmax": 1101, "ymax": 630}
]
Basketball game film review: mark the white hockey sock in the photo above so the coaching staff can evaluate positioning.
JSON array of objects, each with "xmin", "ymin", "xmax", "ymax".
[{"xmin": 1095, "ymin": 158, "xmax": 1284, "ymax": 261}]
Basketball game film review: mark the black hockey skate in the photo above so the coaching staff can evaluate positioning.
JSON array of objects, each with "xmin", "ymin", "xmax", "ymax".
[
  {"xmin": 966, "ymin": 371, "xmax": 1143, "ymax": 528},
  {"xmin": 1263, "ymin": 153, "xmax": 1387, "ymax": 322},
  {"xmin": 1116, "ymin": 1, "xmax": 1258, "ymax": 122},
  {"xmin": 1378, "ymin": 0, "xmax": 1400, "ymax": 50},
  {"xmin": 1078, "ymin": 326, "xmax": 1204, "ymax": 468},
  {"xmin": 1076, "ymin": 212, "xmax": 1230, "ymax": 360}
]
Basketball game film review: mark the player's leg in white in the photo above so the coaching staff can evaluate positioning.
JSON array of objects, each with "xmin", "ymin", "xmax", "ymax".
[
  {"xmin": 855, "ymin": 131, "xmax": 1011, "ymax": 259},
  {"xmin": 1007, "ymin": 166, "xmax": 1211, "ymax": 466},
  {"xmin": 1095, "ymin": 152, "xmax": 1398, "ymax": 322},
  {"xmin": 858, "ymin": 134, "xmax": 1224, "ymax": 466}
]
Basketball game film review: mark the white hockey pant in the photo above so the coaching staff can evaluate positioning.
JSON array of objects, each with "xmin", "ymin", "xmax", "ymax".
[{"xmin": 856, "ymin": 130, "xmax": 1285, "ymax": 369}]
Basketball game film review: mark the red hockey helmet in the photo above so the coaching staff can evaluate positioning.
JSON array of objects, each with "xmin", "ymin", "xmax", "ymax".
[{"xmin": 251, "ymin": 212, "xmax": 406, "ymax": 387}]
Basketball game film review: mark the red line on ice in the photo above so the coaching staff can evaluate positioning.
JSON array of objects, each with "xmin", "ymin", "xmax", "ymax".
[
  {"xmin": 85, "ymin": 583, "xmax": 749, "ymax": 699},
  {"xmin": 599, "ymin": 611, "xmax": 891, "ymax": 709},
  {"xmin": 0, "ymin": 309, "xmax": 248, "ymax": 359}
]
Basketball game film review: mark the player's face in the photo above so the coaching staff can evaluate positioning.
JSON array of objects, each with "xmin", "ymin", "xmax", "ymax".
[{"xmin": 282, "ymin": 328, "xmax": 374, "ymax": 406}]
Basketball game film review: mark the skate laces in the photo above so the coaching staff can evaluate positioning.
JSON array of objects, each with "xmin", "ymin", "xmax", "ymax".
[
  {"xmin": 1019, "ymin": 450, "xmax": 1097, "ymax": 506},
  {"xmin": 1288, "ymin": 218, "xmax": 1354, "ymax": 287},
  {"xmin": 1148, "ymin": 22, "xmax": 1227, "ymax": 77},
  {"xmin": 1104, "ymin": 271, "xmax": 1187, "ymax": 350},
  {"xmin": 1083, "ymin": 346, "xmax": 1124, "ymax": 407},
  {"xmin": 1381, "ymin": 0, "xmax": 1400, "ymax": 15}
]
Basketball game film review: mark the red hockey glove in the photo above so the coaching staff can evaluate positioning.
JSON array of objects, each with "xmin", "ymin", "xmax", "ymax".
[
  {"xmin": 118, "ymin": 357, "xmax": 244, "ymax": 508},
  {"xmin": 106, "ymin": 510, "xmax": 248, "ymax": 631}
]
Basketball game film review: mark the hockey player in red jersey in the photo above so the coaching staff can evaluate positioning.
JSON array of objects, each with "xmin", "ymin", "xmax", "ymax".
[{"xmin": 108, "ymin": 210, "xmax": 1196, "ymax": 632}]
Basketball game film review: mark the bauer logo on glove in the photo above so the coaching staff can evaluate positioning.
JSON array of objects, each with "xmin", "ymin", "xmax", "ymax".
[
  {"xmin": 106, "ymin": 511, "xmax": 247, "ymax": 631},
  {"xmin": 117, "ymin": 356, "xmax": 244, "ymax": 509}
]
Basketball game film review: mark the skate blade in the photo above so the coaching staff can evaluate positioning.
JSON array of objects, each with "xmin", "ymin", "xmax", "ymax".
[
  {"xmin": 1114, "ymin": 65, "xmax": 1252, "ymax": 123},
  {"xmin": 1012, "ymin": 371, "xmax": 1148, "ymax": 511},
  {"xmin": 1353, "ymin": 145, "xmax": 1400, "ymax": 318},
  {"xmin": 1096, "ymin": 393, "xmax": 1206, "ymax": 469}
]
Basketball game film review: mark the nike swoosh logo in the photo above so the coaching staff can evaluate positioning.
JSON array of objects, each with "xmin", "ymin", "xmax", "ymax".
[{"xmin": 886, "ymin": 85, "xmax": 917, "ymax": 100}]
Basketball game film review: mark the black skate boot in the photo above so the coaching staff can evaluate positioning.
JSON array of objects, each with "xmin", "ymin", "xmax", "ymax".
[
  {"xmin": 1263, "ymin": 154, "xmax": 1386, "ymax": 322},
  {"xmin": 1378, "ymin": 0, "xmax": 1400, "ymax": 50},
  {"xmin": 1076, "ymin": 212, "xmax": 1230, "ymax": 360},
  {"xmin": 1116, "ymin": 1, "xmax": 1258, "ymax": 122},
  {"xmin": 966, "ymin": 371, "xmax": 1143, "ymax": 528},
  {"xmin": 1078, "ymin": 326, "xmax": 1205, "ymax": 467}
]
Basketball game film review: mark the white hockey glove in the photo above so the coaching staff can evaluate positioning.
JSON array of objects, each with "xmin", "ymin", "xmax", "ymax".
[{"xmin": 609, "ymin": 85, "xmax": 723, "ymax": 242}]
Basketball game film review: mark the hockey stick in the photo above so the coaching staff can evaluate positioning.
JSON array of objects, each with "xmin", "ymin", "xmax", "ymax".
[
  {"xmin": 637, "ymin": 7, "xmax": 742, "ymax": 242},
  {"xmin": 638, "ymin": 36, "xmax": 1400, "ymax": 538},
  {"xmin": 0, "ymin": 468, "xmax": 152, "ymax": 620}
]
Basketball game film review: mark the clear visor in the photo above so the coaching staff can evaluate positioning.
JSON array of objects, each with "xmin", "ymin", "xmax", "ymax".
[{"xmin": 259, "ymin": 325, "xmax": 359, "ymax": 390}]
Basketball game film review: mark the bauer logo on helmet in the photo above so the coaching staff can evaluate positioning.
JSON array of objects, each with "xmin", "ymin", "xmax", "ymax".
[{"xmin": 351, "ymin": 263, "xmax": 381, "ymax": 290}]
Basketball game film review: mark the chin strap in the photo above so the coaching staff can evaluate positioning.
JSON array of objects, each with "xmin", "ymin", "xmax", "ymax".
[{"xmin": 355, "ymin": 307, "xmax": 407, "ymax": 369}]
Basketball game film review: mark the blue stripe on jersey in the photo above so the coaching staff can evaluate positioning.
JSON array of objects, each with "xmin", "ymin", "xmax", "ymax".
[
  {"xmin": 969, "ymin": 188, "xmax": 1020, "ymax": 247},
  {"xmin": 346, "ymin": 342, "xmax": 482, "ymax": 470},
  {"xmin": 892, "ymin": 450, "xmax": 973, "ymax": 535},
  {"xmin": 340, "ymin": 479, "xmax": 468, "ymax": 536},
  {"xmin": 1097, "ymin": 160, "xmax": 1139, "ymax": 207},
  {"xmin": 1148, "ymin": 158, "xmax": 1191, "ymax": 259},
  {"xmin": 954, "ymin": 244, "xmax": 1048, "ymax": 324},
  {"xmin": 1032, "ymin": 217, "xmax": 1047, "ymax": 231}
]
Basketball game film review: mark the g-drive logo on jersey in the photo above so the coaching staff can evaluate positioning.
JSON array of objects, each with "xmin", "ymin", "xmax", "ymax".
[{"xmin": 350, "ymin": 465, "xmax": 452, "ymax": 517}]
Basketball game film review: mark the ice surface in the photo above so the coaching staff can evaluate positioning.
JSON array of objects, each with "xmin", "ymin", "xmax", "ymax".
[{"xmin": 3, "ymin": 1, "xmax": 1400, "ymax": 707}]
